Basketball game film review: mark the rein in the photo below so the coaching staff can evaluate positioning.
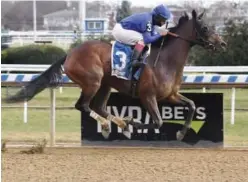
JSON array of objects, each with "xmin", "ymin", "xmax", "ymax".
[
  {"xmin": 153, "ymin": 29, "xmax": 212, "ymax": 67},
  {"xmin": 153, "ymin": 36, "xmax": 165, "ymax": 67},
  {"xmin": 153, "ymin": 31, "xmax": 203, "ymax": 67},
  {"xmin": 167, "ymin": 32, "xmax": 206, "ymax": 47}
]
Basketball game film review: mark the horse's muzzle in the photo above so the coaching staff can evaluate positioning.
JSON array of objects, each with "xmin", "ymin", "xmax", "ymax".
[
  {"xmin": 207, "ymin": 40, "xmax": 227, "ymax": 51},
  {"xmin": 206, "ymin": 43, "xmax": 216, "ymax": 51},
  {"xmin": 220, "ymin": 41, "xmax": 227, "ymax": 51}
]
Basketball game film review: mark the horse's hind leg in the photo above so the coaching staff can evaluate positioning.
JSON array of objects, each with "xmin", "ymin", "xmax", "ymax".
[
  {"xmin": 91, "ymin": 85, "xmax": 111, "ymax": 118},
  {"xmin": 65, "ymin": 65, "xmax": 111, "ymax": 138},
  {"xmin": 130, "ymin": 94, "xmax": 164, "ymax": 131},
  {"xmin": 82, "ymin": 84, "xmax": 113, "ymax": 138},
  {"xmin": 92, "ymin": 85, "xmax": 131, "ymax": 138},
  {"xmin": 75, "ymin": 91, "xmax": 84, "ymax": 111}
]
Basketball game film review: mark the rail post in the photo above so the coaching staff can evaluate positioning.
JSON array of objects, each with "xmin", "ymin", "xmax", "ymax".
[
  {"xmin": 231, "ymin": 87, "xmax": 236, "ymax": 125},
  {"xmin": 24, "ymin": 99, "xmax": 28, "ymax": 123},
  {"xmin": 50, "ymin": 88, "xmax": 56, "ymax": 146},
  {"xmin": 202, "ymin": 72, "xmax": 206, "ymax": 93}
]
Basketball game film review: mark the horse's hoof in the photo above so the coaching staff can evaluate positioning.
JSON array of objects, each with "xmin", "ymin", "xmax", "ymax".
[
  {"xmin": 123, "ymin": 127, "xmax": 131, "ymax": 139},
  {"xmin": 176, "ymin": 131, "xmax": 184, "ymax": 141},
  {"xmin": 102, "ymin": 129, "xmax": 110, "ymax": 139},
  {"xmin": 101, "ymin": 125, "xmax": 110, "ymax": 139},
  {"xmin": 123, "ymin": 131, "xmax": 131, "ymax": 139}
]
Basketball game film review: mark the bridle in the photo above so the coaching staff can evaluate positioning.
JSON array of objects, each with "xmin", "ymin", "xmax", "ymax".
[
  {"xmin": 168, "ymin": 21, "xmax": 215, "ymax": 49},
  {"xmin": 153, "ymin": 19, "xmax": 215, "ymax": 67}
]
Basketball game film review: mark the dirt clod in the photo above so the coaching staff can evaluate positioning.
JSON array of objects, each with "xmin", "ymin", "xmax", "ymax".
[
  {"xmin": 20, "ymin": 139, "xmax": 47, "ymax": 154},
  {"xmin": 1, "ymin": 140, "xmax": 7, "ymax": 153}
]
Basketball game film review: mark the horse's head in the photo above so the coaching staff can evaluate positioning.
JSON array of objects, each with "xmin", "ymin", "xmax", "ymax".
[{"xmin": 191, "ymin": 10, "xmax": 227, "ymax": 51}]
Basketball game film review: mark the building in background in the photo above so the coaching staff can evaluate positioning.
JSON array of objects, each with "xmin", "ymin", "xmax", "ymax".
[
  {"xmin": 43, "ymin": 10, "xmax": 109, "ymax": 33},
  {"xmin": 43, "ymin": 9, "xmax": 78, "ymax": 31},
  {"xmin": 43, "ymin": 1, "xmax": 111, "ymax": 33}
]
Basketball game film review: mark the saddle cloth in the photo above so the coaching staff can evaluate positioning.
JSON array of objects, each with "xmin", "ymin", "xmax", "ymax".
[{"xmin": 111, "ymin": 41, "xmax": 147, "ymax": 80}]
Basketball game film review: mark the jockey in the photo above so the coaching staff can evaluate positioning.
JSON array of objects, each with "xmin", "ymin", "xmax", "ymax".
[{"xmin": 112, "ymin": 4, "xmax": 172, "ymax": 68}]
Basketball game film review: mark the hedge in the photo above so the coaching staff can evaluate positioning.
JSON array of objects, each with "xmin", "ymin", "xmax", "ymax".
[
  {"xmin": 1, "ymin": 44, "xmax": 66, "ymax": 64},
  {"xmin": 2, "ymin": 36, "xmax": 114, "ymax": 64}
]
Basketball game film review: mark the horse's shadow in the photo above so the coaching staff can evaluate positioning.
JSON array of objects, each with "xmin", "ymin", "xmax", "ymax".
[{"xmin": 130, "ymin": 122, "xmax": 200, "ymax": 145}]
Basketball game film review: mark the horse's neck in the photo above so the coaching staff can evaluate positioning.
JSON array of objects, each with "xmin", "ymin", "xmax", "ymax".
[{"xmin": 153, "ymin": 23, "xmax": 193, "ymax": 73}]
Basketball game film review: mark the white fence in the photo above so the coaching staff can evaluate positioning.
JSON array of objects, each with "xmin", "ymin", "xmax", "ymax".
[
  {"xmin": 1, "ymin": 64, "xmax": 248, "ymax": 146},
  {"xmin": 2, "ymin": 31, "xmax": 111, "ymax": 48},
  {"xmin": 2, "ymin": 64, "xmax": 248, "ymax": 73}
]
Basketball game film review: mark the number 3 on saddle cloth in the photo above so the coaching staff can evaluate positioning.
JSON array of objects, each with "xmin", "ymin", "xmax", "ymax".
[{"xmin": 111, "ymin": 41, "xmax": 148, "ymax": 96}]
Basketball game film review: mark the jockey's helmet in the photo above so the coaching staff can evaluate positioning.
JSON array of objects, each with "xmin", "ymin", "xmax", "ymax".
[{"xmin": 152, "ymin": 4, "xmax": 171, "ymax": 25}]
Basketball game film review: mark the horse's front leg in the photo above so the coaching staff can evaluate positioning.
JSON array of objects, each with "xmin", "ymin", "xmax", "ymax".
[
  {"xmin": 91, "ymin": 84, "xmax": 131, "ymax": 139},
  {"xmin": 167, "ymin": 93, "xmax": 196, "ymax": 141}
]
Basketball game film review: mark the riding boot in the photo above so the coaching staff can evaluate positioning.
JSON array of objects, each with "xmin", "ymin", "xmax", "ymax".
[
  {"xmin": 131, "ymin": 43, "xmax": 145, "ymax": 68},
  {"xmin": 130, "ymin": 43, "xmax": 145, "ymax": 97},
  {"xmin": 131, "ymin": 43, "xmax": 145, "ymax": 80}
]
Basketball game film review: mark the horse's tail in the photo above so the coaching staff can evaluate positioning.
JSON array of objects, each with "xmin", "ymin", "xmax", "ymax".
[{"xmin": 4, "ymin": 56, "xmax": 67, "ymax": 103}]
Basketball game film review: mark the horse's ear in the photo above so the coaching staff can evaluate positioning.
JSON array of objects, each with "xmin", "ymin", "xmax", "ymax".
[
  {"xmin": 192, "ymin": 10, "xmax": 197, "ymax": 19},
  {"xmin": 184, "ymin": 11, "xmax": 188, "ymax": 17},
  {"xmin": 198, "ymin": 9, "xmax": 206, "ymax": 20}
]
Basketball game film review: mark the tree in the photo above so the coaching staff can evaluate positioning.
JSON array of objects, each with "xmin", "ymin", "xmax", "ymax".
[
  {"xmin": 189, "ymin": 19, "xmax": 248, "ymax": 66},
  {"xmin": 108, "ymin": 11, "xmax": 116, "ymax": 30},
  {"xmin": 183, "ymin": 0, "xmax": 204, "ymax": 13},
  {"xmin": 116, "ymin": 0, "xmax": 132, "ymax": 23}
]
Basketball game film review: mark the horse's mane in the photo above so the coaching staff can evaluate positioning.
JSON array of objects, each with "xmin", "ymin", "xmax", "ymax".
[{"xmin": 152, "ymin": 13, "xmax": 190, "ymax": 48}]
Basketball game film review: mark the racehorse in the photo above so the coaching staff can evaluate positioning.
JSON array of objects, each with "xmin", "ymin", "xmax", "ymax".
[{"xmin": 5, "ymin": 10, "xmax": 227, "ymax": 140}]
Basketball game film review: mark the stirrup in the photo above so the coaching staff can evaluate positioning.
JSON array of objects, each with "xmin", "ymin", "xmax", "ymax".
[{"xmin": 132, "ymin": 61, "xmax": 145, "ymax": 68}]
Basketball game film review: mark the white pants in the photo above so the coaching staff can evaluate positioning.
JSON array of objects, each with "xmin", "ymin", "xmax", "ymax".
[{"xmin": 112, "ymin": 23, "xmax": 143, "ymax": 45}]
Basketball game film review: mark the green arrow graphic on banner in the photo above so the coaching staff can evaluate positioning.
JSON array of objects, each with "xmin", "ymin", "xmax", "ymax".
[{"xmin": 165, "ymin": 120, "xmax": 205, "ymax": 133}]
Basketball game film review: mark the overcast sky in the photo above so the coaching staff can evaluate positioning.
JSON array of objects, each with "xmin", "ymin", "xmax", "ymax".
[
  {"xmin": 103, "ymin": 0, "xmax": 247, "ymax": 7},
  {"xmin": 2, "ymin": 0, "xmax": 248, "ymax": 8}
]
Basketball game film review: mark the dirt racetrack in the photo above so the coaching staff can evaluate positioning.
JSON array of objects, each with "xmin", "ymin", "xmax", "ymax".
[{"xmin": 2, "ymin": 147, "xmax": 248, "ymax": 182}]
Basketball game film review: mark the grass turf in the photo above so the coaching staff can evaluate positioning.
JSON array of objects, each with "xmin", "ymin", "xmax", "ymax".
[{"xmin": 1, "ymin": 87, "xmax": 248, "ymax": 146}]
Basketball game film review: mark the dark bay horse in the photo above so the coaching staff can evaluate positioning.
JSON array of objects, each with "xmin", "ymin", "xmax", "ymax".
[{"xmin": 5, "ymin": 10, "xmax": 227, "ymax": 140}]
